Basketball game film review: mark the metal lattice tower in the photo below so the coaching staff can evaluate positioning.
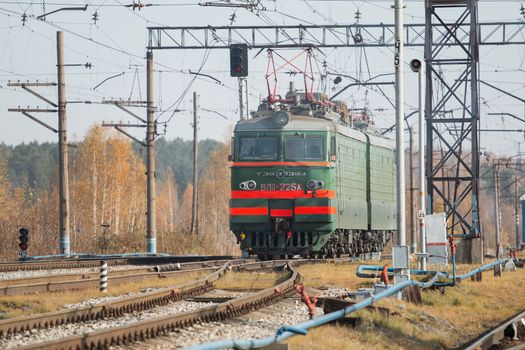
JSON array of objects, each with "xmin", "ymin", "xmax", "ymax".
[{"xmin": 425, "ymin": 0, "xmax": 481, "ymax": 239}]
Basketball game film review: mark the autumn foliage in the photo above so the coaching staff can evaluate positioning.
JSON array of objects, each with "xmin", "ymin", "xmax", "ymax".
[{"xmin": 0, "ymin": 125, "xmax": 238, "ymax": 260}]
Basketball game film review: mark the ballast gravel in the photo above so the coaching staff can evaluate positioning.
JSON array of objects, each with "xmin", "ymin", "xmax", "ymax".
[
  {"xmin": 0, "ymin": 289, "xmax": 248, "ymax": 350},
  {"xmin": 132, "ymin": 295, "xmax": 325, "ymax": 349},
  {"xmin": 0, "ymin": 287, "xmax": 343, "ymax": 350},
  {"xmin": 0, "ymin": 265, "xmax": 153, "ymax": 280},
  {"xmin": 0, "ymin": 300, "xmax": 218, "ymax": 349},
  {"xmin": 125, "ymin": 289, "xmax": 346, "ymax": 349}
]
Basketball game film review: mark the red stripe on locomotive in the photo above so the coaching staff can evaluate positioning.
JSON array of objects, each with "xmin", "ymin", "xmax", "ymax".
[
  {"xmin": 229, "ymin": 207, "xmax": 269, "ymax": 216},
  {"xmin": 295, "ymin": 206, "xmax": 337, "ymax": 215},
  {"xmin": 270, "ymin": 209, "xmax": 293, "ymax": 217}
]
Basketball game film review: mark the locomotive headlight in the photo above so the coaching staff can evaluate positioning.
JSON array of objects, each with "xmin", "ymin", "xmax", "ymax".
[
  {"xmin": 306, "ymin": 180, "xmax": 324, "ymax": 190},
  {"xmin": 240, "ymin": 180, "xmax": 257, "ymax": 190}
]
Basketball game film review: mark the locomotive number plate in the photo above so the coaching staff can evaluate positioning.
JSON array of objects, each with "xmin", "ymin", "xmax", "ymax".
[{"xmin": 260, "ymin": 183, "xmax": 303, "ymax": 191}]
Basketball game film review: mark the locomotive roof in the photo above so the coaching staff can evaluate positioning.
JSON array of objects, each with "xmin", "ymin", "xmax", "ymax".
[{"xmin": 234, "ymin": 115, "xmax": 395, "ymax": 150}]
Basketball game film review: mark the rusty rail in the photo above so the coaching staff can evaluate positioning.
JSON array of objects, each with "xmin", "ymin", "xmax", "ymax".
[
  {"xmin": 0, "ymin": 259, "xmax": 129, "ymax": 272},
  {"xmin": 0, "ymin": 262, "xmax": 233, "ymax": 337},
  {"xmin": 0, "ymin": 255, "xmax": 237, "ymax": 273},
  {"xmin": 462, "ymin": 309, "xmax": 525, "ymax": 350},
  {"xmin": 0, "ymin": 260, "xmax": 246, "ymax": 296},
  {"xmin": 16, "ymin": 261, "xmax": 299, "ymax": 350}
]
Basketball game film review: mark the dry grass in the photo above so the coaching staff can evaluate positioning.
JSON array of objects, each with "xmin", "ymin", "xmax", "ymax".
[
  {"xmin": 288, "ymin": 262, "xmax": 525, "ymax": 350},
  {"xmin": 296, "ymin": 261, "xmax": 374, "ymax": 290},
  {"xmin": 0, "ymin": 271, "xmax": 206, "ymax": 319},
  {"xmin": 215, "ymin": 271, "xmax": 285, "ymax": 290}
]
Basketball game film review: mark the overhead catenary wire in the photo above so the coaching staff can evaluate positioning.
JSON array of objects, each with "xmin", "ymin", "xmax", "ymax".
[{"xmin": 1, "ymin": 0, "xmax": 524, "ymax": 149}]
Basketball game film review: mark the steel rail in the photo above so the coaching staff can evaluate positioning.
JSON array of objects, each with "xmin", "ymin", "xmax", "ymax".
[
  {"xmin": 0, "ymin": 255, "xmax": 236, "ymax": 272},
  {"xmin": 16, "ymin": 261, "xmax": 299, "ymax": 350},
  {"xmin": 0, "ymin": 258, "xmax": 343, "ymax": 296},
  {"xmin": 0, "ymin": 259, "xmax": 130, "ymax": 272},
  {"xmin": 462, "ymin": 309, "xmax": 525, "ymax": 350},
  {"xmin": 190, "ymin": 273, "xmax": 447, "ymax": 350},
  {"xmin": 0, "ymin": 259, "xmax": 237, "ymax": 290},
  {"xmin": 0, "ymin": 265, "xmax": 221, "ymax": 297},
  {"xmin": 0, "ymin": 262, "xmax": 233, "ymax": 337},
  {"xmin": 0, "ymin": 266, "xmax": 154, "ymax": 288}
]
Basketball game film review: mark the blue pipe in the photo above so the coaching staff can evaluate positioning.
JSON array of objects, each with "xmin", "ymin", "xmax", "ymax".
[
  {"xmin": 187, "ymin": 274, "xmax": 446, "ymax": 350},
  {"xmin": 355, "ymin": 265, "xmax": 448, "ymax": 278},
  {"xmin": 189, "ymin": 259, "xmax": 511, "ymax": 350},
  {"xmin": 356, "ymin": 259, "xmax": 509, "ymax": 282},
  {"xmin": 456, "ymin": 259, "xmax": 507, "ymax": 281}
]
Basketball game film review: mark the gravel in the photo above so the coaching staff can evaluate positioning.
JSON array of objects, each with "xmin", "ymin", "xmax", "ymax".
[
  {"xmin": 61, "ymin": 288, "xmax": 160, "ymax": 309},
  {"xmin": 0, "ymin": 290, "xmax": 249, "ymax": 349},
  {"xmin": 0, "ymin": 265, "xmax": 153, "ymax": 281},
  {"xmin": 0, "ymin": 281, "xmax": 344, "ymax": 350},
  {"xmin": 0, "ymin": 299, "xmax": 218, "ymax": 349},
  {"xmin": 144, "ymin": 296, "xmax": 324, "ymax": 349},
  {"xmin": 318, "ymin": 287, "xmax": 352, "ymax": 298}
]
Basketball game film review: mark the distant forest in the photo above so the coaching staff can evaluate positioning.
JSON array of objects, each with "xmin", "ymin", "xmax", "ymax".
[
  {"xmin": 0, "ymin": 137, "xmax": 221, "ymax": 196},
  {"xmin": 0, "ymin": 126, "xmax": 236, "ymax": 260}
]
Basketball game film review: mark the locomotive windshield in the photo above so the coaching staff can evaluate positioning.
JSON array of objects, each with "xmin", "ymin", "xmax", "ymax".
[
  {"xmin": 239, "ymin": 137, "xmax": 278, "ymax": 160},
  {"xmin": 284, "ymin": 136, "xmax": 325, "ymax": 160}
]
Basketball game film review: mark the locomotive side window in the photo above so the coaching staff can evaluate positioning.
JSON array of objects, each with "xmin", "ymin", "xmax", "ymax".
[
  {"xmin": 239, "ymin": 137, "xmax": 278, "ymax": 160},
  {"xmin": 284, "ymin": 136, "xmax": 325, "ymax": 160}
]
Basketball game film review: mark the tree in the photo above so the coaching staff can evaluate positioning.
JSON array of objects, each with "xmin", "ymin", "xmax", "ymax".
[{"xmin": 198, "ymin": 141, "xmax": 239, "ymax": 255}]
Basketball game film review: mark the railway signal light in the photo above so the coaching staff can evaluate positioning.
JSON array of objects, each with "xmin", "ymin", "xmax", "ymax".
[
  {"xmin": 230, "ymin": 43, "xmax": 248, "ymax": 77},
  {"xmin": 19, "ymin": 228, "xmax": 29, "ymax": 255},
  {"xmin": 19, "ymin": 228, "xmax": 29, "ymax": 245}
]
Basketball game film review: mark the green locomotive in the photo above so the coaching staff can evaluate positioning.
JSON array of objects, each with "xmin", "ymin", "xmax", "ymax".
[{"xmin": 230, "ymin": 85, "xmax": 396, "ymax": 259}]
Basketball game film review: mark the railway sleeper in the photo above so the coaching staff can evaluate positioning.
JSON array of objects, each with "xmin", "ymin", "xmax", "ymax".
[{"xmin": 12, "ymin": 264, "xmax": 298, "ymax": 349}]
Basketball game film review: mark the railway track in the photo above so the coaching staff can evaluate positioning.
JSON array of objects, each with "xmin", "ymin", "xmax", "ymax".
[
  {"xmin": 0, "ymin": 255, "xmax": 235, "ymax": 272},
  {"xmin": 0, "ymin": 260, "xmax": 237, "ymax": 296},
  {"xmin": 1, "ymin": 260, "xmax": 298, "ymax": 350},
  {"xmin": 0, "ymin": 259, "xmax": 129, "ymax": 272},
  {"xmin": 0, "ymin": 257, "xmax": 350, "ymax": 296},
  {"xmin": 463, "ymin": 309, "xmax": 525, "ymax": 350},
  {"xmin": 0, "ymin": 261, "xmax": 231, "ymax": 338}
]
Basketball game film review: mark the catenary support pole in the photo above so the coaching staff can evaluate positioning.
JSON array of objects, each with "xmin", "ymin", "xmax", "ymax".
[
  {"xmin": 245, "ymin": 78, "xmax": 249, "ymax": 119},
  {"xmin": 146, "ymin": 50, "xmax": 157, "ymax": 254},
  {"xmin": 494, "ymin": 166, "xmax": 500, "ymax": 258},
  {"xmin": 395, "ymin": 0, "xmax": 405, "ymax": 247},
  {"xmin": 418, "ymin": 65, "xmax": 427, "ymax": 270},
  {"xmin": 238, "ymin": 77, "xmax": 244, "ymax": 120},
  {"xmin": 191, "ymin": 91, "xmax": 199, "ymax": 237},
  {"xmin": 394, "ymin": 0, "xmax": 409, "ymax": 283},
  {"xmin": 409, "ymin": 128, "xmax": 415, "ymax": 254},
  {"xmin": 515, "ymin": 177, "xmax": 520, "ymax": 249},
  {"xmin": 57, "ymin": 31, "xmax": 70, "ymax": 257}
]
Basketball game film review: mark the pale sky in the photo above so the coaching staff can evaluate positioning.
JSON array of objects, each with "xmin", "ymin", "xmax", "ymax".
[{"xmin": 0, "ymin": 0, "xmax": 524, "ymax": 156}]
